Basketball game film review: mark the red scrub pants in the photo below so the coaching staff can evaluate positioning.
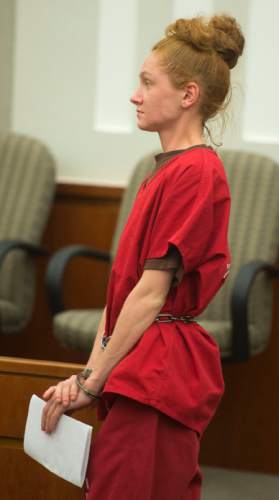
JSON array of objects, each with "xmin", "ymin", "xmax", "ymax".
[{"xmin": 85, "ymin": 395, "xmax": 202, "ymax": 500}]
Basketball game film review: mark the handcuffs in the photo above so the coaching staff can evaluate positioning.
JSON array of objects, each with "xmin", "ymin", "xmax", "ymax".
[{"xmin": 76, "ymin": 367, "xmax": 100, "ymax": 400}]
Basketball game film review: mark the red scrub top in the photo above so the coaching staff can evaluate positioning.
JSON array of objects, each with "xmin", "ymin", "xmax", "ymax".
[{"xmin": 98, "ymin": 146, "xmax": 231, "ymax": 437}]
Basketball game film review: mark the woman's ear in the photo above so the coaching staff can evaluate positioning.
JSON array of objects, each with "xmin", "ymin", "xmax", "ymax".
[{"xmin": 181, "ymin": 82, "xmax": 200, "ymax": 109}]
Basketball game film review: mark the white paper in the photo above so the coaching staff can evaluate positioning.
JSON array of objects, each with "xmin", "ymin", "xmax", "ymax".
[{"xmin": 24, "ymin": 394, "xmax": 93, "ymax": 487}]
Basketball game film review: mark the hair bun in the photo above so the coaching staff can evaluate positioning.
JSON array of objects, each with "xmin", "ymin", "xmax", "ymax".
[
  {"xmin": 166, "ymin": 14, "xmax": 245, "ymax": 69},
  {"xmin": 209, "ymin": 15, "xmax": 245, "ymax": 69},
  {"xmin": 166, "ymin": 18, "xmax": 213, "ymax": 51}
]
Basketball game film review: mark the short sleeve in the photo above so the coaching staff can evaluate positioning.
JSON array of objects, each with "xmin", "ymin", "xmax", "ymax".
[
  {"xmin": 143, "ymin": 244, "xmax": 184, "ymax": 287},
  {"xmin": 145, "ymin": 162, "xmax": 229, "ymax": 276}
]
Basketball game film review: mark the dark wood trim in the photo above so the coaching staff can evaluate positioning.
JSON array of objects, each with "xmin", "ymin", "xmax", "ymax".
[
  {"xmin": 56, "ymin": 182, "xmax": 124, "ymax": 202},
  {"xmin": 0, "ymin": 356, "xmax": 83, "ymax": 378}
]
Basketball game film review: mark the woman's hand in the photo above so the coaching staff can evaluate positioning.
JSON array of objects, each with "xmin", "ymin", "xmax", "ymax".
[
  {"xmin": 41, "ymin": 385, "xmax": 98, "ymax": 434},
  {"xmin": 43, "ymin": 375, "xmax": 79, "ymax": 408}
]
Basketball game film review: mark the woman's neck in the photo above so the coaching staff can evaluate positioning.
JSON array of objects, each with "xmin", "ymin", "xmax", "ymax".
[{"xmin": 159, "ymin": 115, "xmax": 204, "ymax": 152}]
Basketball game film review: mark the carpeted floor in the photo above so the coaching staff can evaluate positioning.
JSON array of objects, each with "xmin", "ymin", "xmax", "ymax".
[{"xmin": 202, "ymin": 466, "xmax": 279, "ymax": 500}]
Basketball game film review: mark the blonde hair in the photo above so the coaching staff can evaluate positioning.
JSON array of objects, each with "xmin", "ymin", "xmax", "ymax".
[{"xmin": 153, "ymin": 14, "xmax": 245, "ymax": 129}]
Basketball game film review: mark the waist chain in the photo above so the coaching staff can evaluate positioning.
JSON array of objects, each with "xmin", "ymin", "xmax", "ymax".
[{"xmin": 100, "ymin": 313, "xmax": 195, "ymax": 350}]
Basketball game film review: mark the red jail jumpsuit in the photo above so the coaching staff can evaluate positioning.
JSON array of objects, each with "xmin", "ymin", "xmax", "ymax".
[{"xmin": 85, "ymin": 145, "xmax": 231, "ymax": 500}]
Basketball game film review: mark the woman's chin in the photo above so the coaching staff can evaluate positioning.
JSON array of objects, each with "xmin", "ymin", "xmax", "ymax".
[{"xmin": 137, "ymin": 120, "xmax": 157, "ymax": 132}]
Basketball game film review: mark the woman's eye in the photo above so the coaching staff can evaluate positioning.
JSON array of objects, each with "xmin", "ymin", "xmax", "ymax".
[{"xmin": 144, "ymin": 79, "xmax": 151, "ymax": 86}]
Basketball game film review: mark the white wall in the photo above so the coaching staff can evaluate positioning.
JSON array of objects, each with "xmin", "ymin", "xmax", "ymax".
[
  {"xmin": 0, "ymin": 0, "xmax": 15, "ymax": 132},
  {"xmin": 243, "ymin": 0, "xmax": 279, "ymax": 144},
  {"xmin": 10, "ymin": 0, "xmax": 279, "ymax": 185}
]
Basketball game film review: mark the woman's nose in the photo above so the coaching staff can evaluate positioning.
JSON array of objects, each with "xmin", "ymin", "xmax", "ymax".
[{"xmin": 130, "ymin": 88, "xmax": 143, "ymax": 105}]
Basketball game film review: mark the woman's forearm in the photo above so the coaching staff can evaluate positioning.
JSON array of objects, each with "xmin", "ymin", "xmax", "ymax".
[
  {"xmin": 85, "ymin": 305, "xmax": 107, "ymax": 368},
  {"xmin": 85, "ymin": 287, "xmax": 164, "ymax": 394}
]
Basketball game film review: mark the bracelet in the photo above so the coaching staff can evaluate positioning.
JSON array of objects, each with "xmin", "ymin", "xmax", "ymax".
[{"xmin": 76, "ymin": 373, "xmax": 101, "ymax": 400}]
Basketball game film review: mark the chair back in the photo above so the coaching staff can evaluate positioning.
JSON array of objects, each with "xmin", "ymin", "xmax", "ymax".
[
  {"xmin": 0, "ymin": 132, "xmax": 56, "ymax": 332},
  {"xmin": 198, "ymin": 150, "xmax": 279, "ymax": 354}
]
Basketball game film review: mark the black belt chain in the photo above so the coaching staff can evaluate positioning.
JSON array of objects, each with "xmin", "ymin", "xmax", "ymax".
[
  {"xmin": 155, "ymin": 313, "xmax": 195, "ymax": 323},
  {"xmin": 101, "ymin": 313, "xmax": 195, "ymax": 349}
]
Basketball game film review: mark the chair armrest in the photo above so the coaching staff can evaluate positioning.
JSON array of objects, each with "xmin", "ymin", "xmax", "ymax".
[
  {"xmin": 45, "ymin": 244, "xmax": 110, "ymax": 315},
  {"xmin": 0, "ymin": 239, "xmax": 47, "ymax": 267},
  {"xmin": 229, "ymin": 259, "xmax": 279, "ymax": 363}
]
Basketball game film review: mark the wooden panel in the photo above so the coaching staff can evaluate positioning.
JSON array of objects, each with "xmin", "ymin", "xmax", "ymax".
[
  {"xmin": 0, "ymin": 357, "xmax": 102, "ymax": 500},
  {"xmin": 0, "ymin": 446, "xmax": 84, "ymax": 500},
  {"xmin": 0, "ymin": 357, "xmax": 101, "ymax": 438},
  {"xmin": 200, "ymin": 271, "xmax": 279, "ymax": 474}
]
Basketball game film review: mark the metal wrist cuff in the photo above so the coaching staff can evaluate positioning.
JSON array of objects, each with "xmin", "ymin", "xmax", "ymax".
[{"xmin": 76, "ymin": 373, "xmax": 100, "ymax": 400}]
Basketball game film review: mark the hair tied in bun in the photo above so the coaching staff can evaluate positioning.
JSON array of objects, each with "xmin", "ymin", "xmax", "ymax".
[{"xmin": 152, "ymin": 14, "xmax": 245, "ymax": 128}]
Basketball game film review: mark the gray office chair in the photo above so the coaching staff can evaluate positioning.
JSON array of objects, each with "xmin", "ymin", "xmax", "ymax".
[{"xmin": 0, "ymin": 132, "xmax": 56, "ymax": 334}]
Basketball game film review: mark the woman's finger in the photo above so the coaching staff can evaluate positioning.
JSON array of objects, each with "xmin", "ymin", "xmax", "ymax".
[
  {"xmin": 61, "ymin": 376, "xmax": 76, "ymax": 406},
  {"xmin": 45, "ymin": 398, "xmax": 63, "ymax": 433},
  {"xmin": 54, "ymin": 382, "xmax": 64, "ymax": 403},
  {"xmin": 61, "ymin": 382, "xmax": 71, "ymax": 407},
  {"xmin": 47, "ymin": 403, "xmax": 65, "ymax": 433},
  {"xmin": 69, "ymin": 375, "xmax": 79, "ymax": 401},
  {"xmin": 42, "ymin": 386, "xmax": 56, "ymax": 400},
  {"xmin": 41, "ymin": 398, "xmax": 54, "ymax": 431},
  {"xmin": 44, "ymin": 401, "xmax": 55, "ymax": 433}
]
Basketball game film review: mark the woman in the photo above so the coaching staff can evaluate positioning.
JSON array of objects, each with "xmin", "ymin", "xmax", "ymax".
[{"xmin": 42, "ymin": 14, "xmax": 245, "ymax": 499}]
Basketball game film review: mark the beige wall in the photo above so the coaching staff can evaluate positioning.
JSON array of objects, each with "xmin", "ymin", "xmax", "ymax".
[{"xmin": 0, "ymin": 0, "xmax": 15, "ymax": 132}]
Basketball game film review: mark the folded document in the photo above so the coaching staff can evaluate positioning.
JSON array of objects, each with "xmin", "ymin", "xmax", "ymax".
[{"xmin": 24, "ymin": 394, "xmax": 93, "ymax": 487}]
